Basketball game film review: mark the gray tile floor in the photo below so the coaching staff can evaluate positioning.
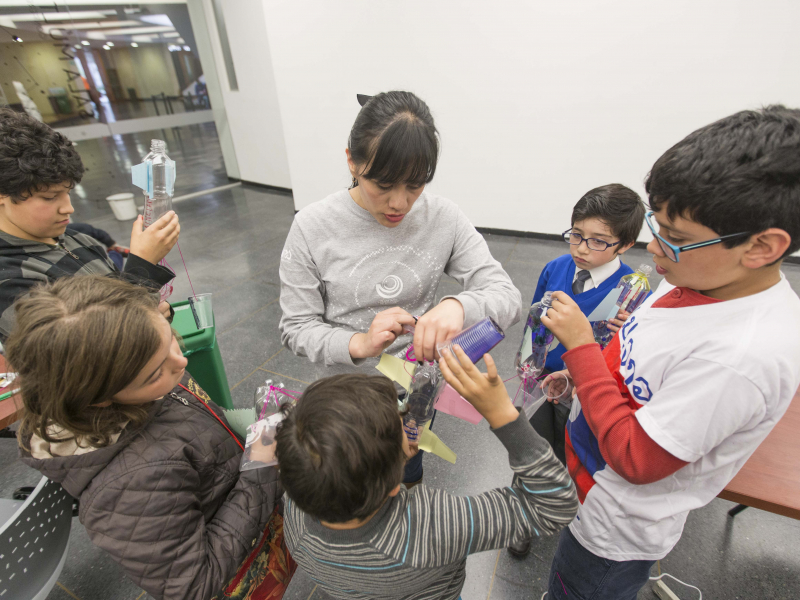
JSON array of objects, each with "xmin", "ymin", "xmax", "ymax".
[{"xmin": 2, "ymin": 155, "xmax": 800, "ymax": 599}]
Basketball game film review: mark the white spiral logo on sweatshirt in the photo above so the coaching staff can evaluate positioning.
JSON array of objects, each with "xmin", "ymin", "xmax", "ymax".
[{"xmin": 375, "ymin": 275, "xmax": 404, "ymax": 299}]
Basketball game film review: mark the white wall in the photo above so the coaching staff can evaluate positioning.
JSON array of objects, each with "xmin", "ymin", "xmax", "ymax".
[
  {"xmin": 195, "ymin": 0, "xmax": 291, "ymax": 188},
  {"xmin": 260, "ymin": 0, "xmax": 800, "ymax": 239}
]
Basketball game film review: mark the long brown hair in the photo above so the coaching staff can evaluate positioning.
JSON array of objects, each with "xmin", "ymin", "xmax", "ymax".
[{"xmin": 7, "ymin": 275, "xmax": 163, "ymax": 448}]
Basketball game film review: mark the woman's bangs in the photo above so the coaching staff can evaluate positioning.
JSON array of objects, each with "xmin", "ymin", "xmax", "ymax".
[{"xmin": 361, "ymin": 118, "xmax": 438, "ymax": 187}]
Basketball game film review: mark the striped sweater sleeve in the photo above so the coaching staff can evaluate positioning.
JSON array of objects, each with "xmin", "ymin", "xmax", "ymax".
[{"xmin": 409, "ymin": 412, "xmax": 578, "ymax": 565}]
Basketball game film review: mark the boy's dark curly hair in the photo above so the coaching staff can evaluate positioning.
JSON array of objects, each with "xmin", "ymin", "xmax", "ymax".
[{"xmin": 0, "ymin": 108, "xmax": 84, "ymax": 202}]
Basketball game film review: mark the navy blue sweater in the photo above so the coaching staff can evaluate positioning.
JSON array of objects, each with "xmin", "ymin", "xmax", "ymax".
[{"xmin": 531, "ymin": 253, "xmax": 633, "ymax": 372}]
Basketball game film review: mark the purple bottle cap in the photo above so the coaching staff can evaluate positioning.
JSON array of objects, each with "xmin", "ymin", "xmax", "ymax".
[{"xmin": 440, "ymin": 317, "xmax": 505, "ymax": 363}]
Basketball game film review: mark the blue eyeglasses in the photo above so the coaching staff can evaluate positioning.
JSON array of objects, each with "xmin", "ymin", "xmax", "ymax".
[{"xmin": 644, "ymin": 211, "xmax": 751, "ymax": 262}]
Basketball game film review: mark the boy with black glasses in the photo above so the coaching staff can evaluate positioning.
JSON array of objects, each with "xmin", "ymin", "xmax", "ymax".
[
  {"xmin": 509, "ymin": 184, "xmax": 645, "ymax": 557},
  {"xmin": 541, "ymin": 106, "xmax": 800, "ymax": 599}
]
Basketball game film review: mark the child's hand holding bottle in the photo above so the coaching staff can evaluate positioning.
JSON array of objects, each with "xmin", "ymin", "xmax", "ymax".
[{"xmin": 438, "ymin": 345, "xmax": 518, "ymax": 429}]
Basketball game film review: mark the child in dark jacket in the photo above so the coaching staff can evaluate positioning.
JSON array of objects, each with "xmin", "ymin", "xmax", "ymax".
[
  {"xmin": 0, "ymin": 108, "xmax": 179, "ymax": 340},
  {"xmin": 14, "ymin": 276, "xmax": 293, "ymax": 600}
]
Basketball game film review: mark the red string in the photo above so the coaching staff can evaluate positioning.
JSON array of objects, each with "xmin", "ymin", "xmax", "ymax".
[
  {"xmin": 178, "ymin": 383, "xmax": 244, "ymax": 451},
  {"xmin": 175, "ymin": 241, "xmax": 197, "ymax": 299}
]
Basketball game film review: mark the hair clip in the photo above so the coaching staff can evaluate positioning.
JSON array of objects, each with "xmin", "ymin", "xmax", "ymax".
[{"xmin": 357, "ymin": 94, "xmax": 373, "ymax": 107}]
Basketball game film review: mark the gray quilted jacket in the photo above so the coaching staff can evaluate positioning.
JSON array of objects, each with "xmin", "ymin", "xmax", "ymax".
[{"xmin": 19, "ymin": 374, "xmax": 280, "ymax": 600}]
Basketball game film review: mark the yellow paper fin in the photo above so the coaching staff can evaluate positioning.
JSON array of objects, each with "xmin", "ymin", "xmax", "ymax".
[
  {"xmin": 376, "ymin": 354, "xmax": 415, "ymax": 392},
  {"xmin": 419, "ymin": 422, "xmax": 457, "ymax": 464}
]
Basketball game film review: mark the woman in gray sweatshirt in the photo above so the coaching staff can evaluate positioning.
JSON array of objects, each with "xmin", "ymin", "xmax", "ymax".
[
  {"xmin": 278, "ymin": 91, "xmax": 523, "ymax": 483},
  {"xmin": 279, "ymin": 91, "xmax": 521, "ymax": 370}
]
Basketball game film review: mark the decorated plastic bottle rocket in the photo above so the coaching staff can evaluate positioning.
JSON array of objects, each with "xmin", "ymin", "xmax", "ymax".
[
  {"xmin": 593, "ymin": 264, "xmax": 653, "ymax": 347},
  {"xmin": 514, "ymin": 292, "xmax": 555, "ymax": 397},
  {"xmin": 403, "ymin": 362, "xmax": 445, "ymax": 442},
  {"xmin": 132, "ymin": 139, "xmax": 176, "ymax": 301}
]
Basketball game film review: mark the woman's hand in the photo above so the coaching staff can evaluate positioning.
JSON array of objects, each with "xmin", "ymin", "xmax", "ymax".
[
  {"xmin": 413, "ymin": 298, "xmax": 465, "ymax": 362},
  {"xmin": 438, "ymin": 345, "xmax": 518, "ymax": 429},
  {"xmin": 605, "ymin": 309, "xmax": 630, "ymax": 334},
  {"xmin": 349, "ymin": 307, "xmax": 417, "ymax": 359},
  {"xmin": 129, "ymin": 211, "xmax": 180, "ymax": 264},
  {"xmin": 540, "ymin": 292, "xmax": 595, "ymax": 350}
]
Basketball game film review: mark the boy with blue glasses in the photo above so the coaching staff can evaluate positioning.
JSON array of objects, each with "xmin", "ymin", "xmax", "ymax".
[{"xmin": 541, "ymin": 106, "xmax": 800, "ymax": 600}]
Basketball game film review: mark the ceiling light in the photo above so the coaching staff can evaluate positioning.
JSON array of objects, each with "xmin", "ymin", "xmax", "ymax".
[
  {"xmin": 106, "ymin": 41, "xmax": 114, "ymax": 46},
  {"xmin": 102, "ymin": 45, "xmax": 110, "ymax": 50},
  {"xmin": 10, "ymin": 10, "xmax": 113, "ymax": 22},
  {"xmin": 12, "ymin": 35, "xmax": 22, "ymax": 42},
  {"xmin": 41, "ymin": 21, "xmax": 142, "ymax": 33},
  {"xmin": 81, "ymin": 40, "xmax": 90, "ymax": 45},
  {"xmin": 130, "ymin": 42, "xmax": 138, "ymax": 48},
  {"xmin": 162, "ymin": 32, "xmax": 180, "ymax": 38},
  {"xmin": 176, "ymin": 37, "xmax": 185, "ymax": 43},
  {"xmin": 86, "ymin": 31, "xmax": 107, "ymax": 40},
  {"xmin": 167, "ymin": 44, "xmax": 181, "ymax": 52},
  {"xmin": 0, "ymin": 1, "xmax": 184, "ymax": 6},
  {"xmin": 102, "ymin": 26, "xmax": 174, "ymax": 36},
  {"xmin": 183, "ymin": 45, "xmax": 190, "ymax": 52},
  {"xmin": 131, "ymin": 35, "xmax": 153, "ymax": 43},
  {"xmin": 139, "ymin": 14, "xmax": 173, "ymax": 27}
]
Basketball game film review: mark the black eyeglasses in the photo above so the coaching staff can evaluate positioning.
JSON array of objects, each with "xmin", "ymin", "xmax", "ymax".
[{"xmin": 562, "ymin": 230, "xmax": 622, "ymax": 252}]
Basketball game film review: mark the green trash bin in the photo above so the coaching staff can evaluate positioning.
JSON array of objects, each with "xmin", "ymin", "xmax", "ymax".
[{"xmin": 171, "ymin": 300, "xmax": 234, "ymax": 409}]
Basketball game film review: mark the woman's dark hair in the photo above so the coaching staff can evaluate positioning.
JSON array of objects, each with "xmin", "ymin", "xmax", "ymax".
[
  {"xmin": 571, "ymin": 184, "xmax": 645, "ymax": 248},
  {"xmin": 0, "ymin": 108, "xmax": 84, "ymax": 202},
  {"xmin": 8, "ymin": 276, "xmax": 162, "ymax": 449},
  {"xmin": 646, "ymin": 105, "xmax": 800, "ymax": 257},
  {"xmin": 348, "ymin": 91, "xmax": 439, "ymax": 187},
  {"xmin": 275, "ymin": 373, "xmax": 406, "ymax": 523}
]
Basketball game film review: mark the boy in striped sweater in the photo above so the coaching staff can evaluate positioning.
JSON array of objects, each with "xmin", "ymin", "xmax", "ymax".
[{"xmin": 276, "ymin": 347, "xmax": 578, "ymax": 600}]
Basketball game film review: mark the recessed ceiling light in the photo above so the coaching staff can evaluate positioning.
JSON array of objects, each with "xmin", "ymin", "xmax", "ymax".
[
  {"xmin": 103, "ymin": 26, "xmax": 174, "ymax": 36},
  {"xmin": 106, "ymin": 41, "xmax": 114, "ymax": 46},
  {"xmin": 102, "ymin": 45, "xmax": 110, "ymax": 50},
  {"xmin": 10, "ymin": 10, "xmax": 113, "ymax": 22},
  {"xmin": 81, "ymin": 40, "xmax": 90, "ymax": 45},
  {"xmin": 130, "ymin": 42, "xmax": 139, "ymax": 48},
  {"xmin": 183, "ymin": 45, "xmax": 190, "ymax": 52},
  {"xmin": 12, "ymin": 35, "xmax": 22, "ymax": 42}
]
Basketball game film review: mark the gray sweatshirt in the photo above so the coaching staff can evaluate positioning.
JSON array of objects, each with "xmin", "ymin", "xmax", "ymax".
[
  {"xmin": 278, "ymin": 189, "xmax": 523, "ymax": 368},
  {"xmin": 283, "ymin": 411, "xmax": 579, "ymax": 600}
]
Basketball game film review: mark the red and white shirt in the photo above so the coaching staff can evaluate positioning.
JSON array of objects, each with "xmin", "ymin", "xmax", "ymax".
[{"xmin": 564, "ymin": 276, "xmax": 800, "ymax": 561}]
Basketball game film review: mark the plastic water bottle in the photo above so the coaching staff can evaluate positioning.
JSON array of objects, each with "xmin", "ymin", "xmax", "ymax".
[
  {"xmin": 593, "ymin": 264, "xmax": 652, "ymax": 347},
  {"xmin": 514, "ymin": 291, "xmax": 555, "ymax": 380},
  {"xmin": 139, "ymin": 140, "xmax": 174, "ymax": 228},
  {"xmin": 403, "ymin": 362, "xmax": 445, "ymax": 441},
  {"xmin": 132, "ymin": 139, "xmax": 176, "ymax": 301}
]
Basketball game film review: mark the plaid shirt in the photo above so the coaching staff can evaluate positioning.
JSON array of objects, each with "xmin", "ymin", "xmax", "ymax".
[{"xmin": 0, "ymin": 230, "xmax": 174, "ymax": 340}]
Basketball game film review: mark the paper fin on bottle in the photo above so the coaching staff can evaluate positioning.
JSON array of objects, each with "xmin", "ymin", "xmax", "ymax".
[
  {"xmin": 376, "ymin": 353, "xmax": 415, "ymax": 392},
  {"xmin": 131, "ymin": 159, "xmax": 176, "ymax": 196},
  {"xmin": 131, "ymin": 162, "xmax": 149, "ymax": 194},
  {"xmin": 418, "ymin": 421, "xmax": 456, "ymax": 464},
  {"xmin": 222, "ymin": 407, "xmax": 257, "ymax": 439},
  {"xmin": 434, "ymin": 384, "xmax": 483, "ymax": 424},
  {"xmin": 587, "ymin": 287, "xmax": 624, "ymax": 322}
]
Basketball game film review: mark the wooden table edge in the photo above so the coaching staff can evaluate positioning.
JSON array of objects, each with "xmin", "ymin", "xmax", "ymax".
[{"xmin": 718, "ymin": 488, "xmax": 800, "ymax": 520}]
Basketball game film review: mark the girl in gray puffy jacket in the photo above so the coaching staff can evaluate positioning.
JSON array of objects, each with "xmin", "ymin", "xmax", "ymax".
[{"xmin": 12, "ymin": 275, "xmax": 294, "ymax": 600}]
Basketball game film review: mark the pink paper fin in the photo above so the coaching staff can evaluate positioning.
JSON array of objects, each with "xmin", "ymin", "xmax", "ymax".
[{"xmin": 434, "ymin": 384, "xmax": 483, "ymax": 424}]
